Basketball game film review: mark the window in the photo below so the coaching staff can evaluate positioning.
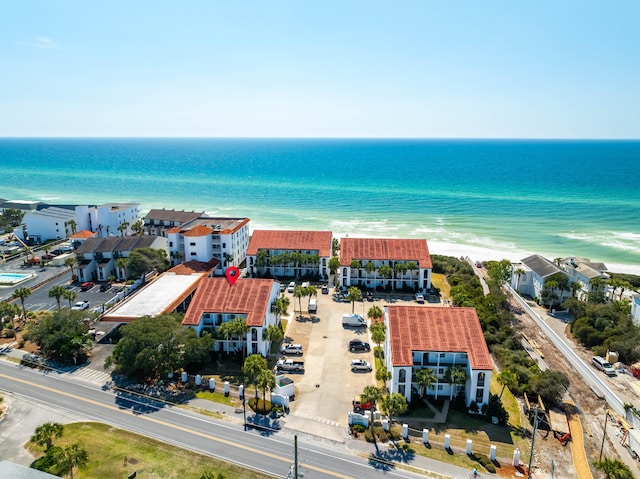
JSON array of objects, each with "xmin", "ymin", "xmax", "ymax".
[
  {"xmin": 398, "ymin": 385, "xmax": 406, "ymax": 396},
  {"xmin": 477, "ymin": 372, "xmax": 485, "ymax": 387},
  {"xmin": 475, "ymin": 388, "xmax": 484, "ymax": 403},
  {"xmin": 169, "ymin": 241, "xmax": 173, "ymax": 247},
  {"xmin": 190, "ymin": 252, "xmax": 196, "ymax": 256},
  {"xmin": 437, "ymin": 385, "xmax": 443, "ymax": 391},
  {"xmin": 439, "ymin": 353, "xmax": 446, "ymax": 358},
  {"xmin": 438, "ymin": 368, "xmax": 445, "ymax": 375},
  {"xmin": 190, "ymin": 242, "xmax": 196, "ymax": 246},
  {"xmin": 398, "ymin": 369, "xmax": 407, "ymax": 383},
  {"xmin": 222, "ymin": 242, "xmax": 226, "ymax": 248}
]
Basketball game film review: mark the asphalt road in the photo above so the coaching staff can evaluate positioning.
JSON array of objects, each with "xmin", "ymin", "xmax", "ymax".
[{"xmin": 0, "ymin": 360, "xmax": 445, "ymax": 479}]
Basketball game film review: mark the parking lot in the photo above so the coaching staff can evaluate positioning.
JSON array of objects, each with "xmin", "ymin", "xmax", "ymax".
[{"xmin": 281, "ymin": 286, "xmax": 431, "ymax": 428}]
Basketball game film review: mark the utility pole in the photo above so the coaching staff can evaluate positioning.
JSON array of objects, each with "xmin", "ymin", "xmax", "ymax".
[
  {"xmin": 528, "ymin": 406, "xmax": 539, "ymax": 478},
  {"xmin": 599, "ymin": 411, "xmax": 609, "ymax": 460},
  {"xmin": 294, "ymin": 434, "xmax": 298, "ymax": 479}
]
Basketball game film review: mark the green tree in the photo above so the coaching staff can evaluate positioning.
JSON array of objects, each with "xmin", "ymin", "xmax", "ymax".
[
  {"xmin": 293, "ymin": 285, "xmax": 305, "ymax": 316},
  {"xmin": 64, "ymin": 256, "xmax": 77, "ymax": 278},
  {"xmin": 48, "ymin": 285, "xmax": 66, "ymax": 310},
  {"xmin": 117, "ymin": 221, "xmax": 130, "ymax": 236},
  {"xmin": 126, "ymin": 247, "xmax": 170, "ymax": 279},
  {"xmin": 444, "ymin": 365, "xmax": 468, "ymax": 400},
  {"xmin": 367, "ymin": 305, "xmax": 383, "ymax": 323},
  {"xmin": 486, "ymin": 259, "xmax": 512, "ymax": 286},
  {"xmin": 0, "ymin": 208, "xmax": 25, "ymax": 233},
  {"xmin": 0, "ymin": 301, "xmax": 21, "ymax": 331},
  {"xmin": 347, "ymin": 286, "xmax": 362, "ymax": 314},
  {"xmin": 381, "ymin": 392, "xmax": 408, "ymax": 426},
  {"xmin": 26, "ymin": 309, "xmax": 93, "ymax": 364},
  {"xmin": 217, "ymin": 317, "xmax": 250, "ymax": 358},
  {"xmin": 328, "ymin": 256, "xmax": 340, "ymax": 277},
  {"xmin": 331, "ymin": 238, "xmax": 340, "ymax": 256},
  {"xmin": 131, "ymin": 219, "xmax": 144, "ymax": 236},
  {"xmin": 116, "ymin": 257, "xmax": 128, "ymax": 280},
  {"xmin": 244, "ymin": 354, "xmax": 268, "ymax": 399},
  {"xmin": 593, "ymin": 458, "xmax": 634, "ymax": 479},
  {"xmin": 13, "ymin": 287, "xmax": 31, "ymax": 323},
  {"xmin": 369, "ymin": 319, "xmax": 385, "ymax": 356},
  {"xmin": 31, "ymin": 422, "xmax": 64, "ymax": 450},
  {"xmin": 52, "ymin": 443, "xmax": 88, "ymax": 479},
  {"xmin": 376, "ymin": 365, "xmax": 392, "ymax": 384},
  {"xmin": 513, "ymin": 268, "xmax": 526, "ymax": 290},
  {"xmin": 62, "ymin": 289, "xmax": 77, "ymax": 308},
  {"xmin": 272, "ymin": 295, "xmax": 290, "ymax": 322},
  {"xmin": 200, "ymin": 472, "xmax": 227, "ymax": 479},
  {"xmin": 530, "ymin": 369, "xmax": 569, "ymax": 406},
  {"xmin": 306, "ymin": 285, "xmax": 317, "ymax": 309},
  {"xmin": 106, "ymin": 313, "xmax": 212, "ymax": 381},
  {"xmin": 415, "ymin": 368, "xmax": 438, "ymax": 398},
  {"xmin": 360, "ymin": 385, "xmax": 384, "ymax": 431},
  {"xmin": 497, "ymin": 370, "xmax": 518, "ymax": 398},
  {"xmin": 262, "ymin": 324, "xmax": 283, "ymax": 350},
  {"xmin": 256, "ymin": 368, "xmax": 276, "ymax": 411},
  {"xmin": 67, "ymin": 219, "xmax": 77, "ymax": 234},
  {"xmin": 378, "ymin": 264, "xmax": 393, "ymax": 288}
]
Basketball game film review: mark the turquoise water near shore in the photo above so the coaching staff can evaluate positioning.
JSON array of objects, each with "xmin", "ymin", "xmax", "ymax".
[{"xmin": 1, "ymin": 138, "xmax": 639, "ymax": 273}]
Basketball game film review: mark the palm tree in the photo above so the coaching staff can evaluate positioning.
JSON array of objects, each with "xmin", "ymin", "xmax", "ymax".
[
  {"xmin": 593, "ymin": 458, "xmax": 634, "ymax": 479},
  {"xmin": 306, "ymin": 285, "xmax": 317, "ymax": 309},
  {"xmin": 328, "ymin": 256, "xmax": 340, "ymax": 279},
  {"xmin": 381, "ymin": 392, "xmax": 408, "ymax": 427},
  {"xmin": 131, "ymin": 219, "xmax": 144, "ymax": 236},
  {"xmin": 244, "ymin": 354, "xmax": 268, "ymax": 399},
  {"xmin": 48, "ymin": 285, "xmax": 66, "ymax": 310},
  {"xmin": 63, "ymin": 289, "xmax": 77, "ymax": 308},
  {"xmin": 67, "ymin": 219, "xmax": 77, "ymax": 234},
  {"xmin": 364, "ymin": 261, "xmax": 376, "ymax": 286},
  {"xmin": 293, "ymin": 285, "xmax": 305, "ymax": 316},
  {"xmin": 589, "ymin": 277, "xmax": 606, "ymax": 303},
  {"xmin": 497, "ymin": 370, "xmax": 518, "ymax": 398},
  {"xmin": 570, "ymin": 280, "xmax": 583, "ymax": 299},
  {"xmin": 218, "ymin": 318, "xmax": 250, "ymax": 358},
  {"xmin": 53, "ymin": 443, "xmax": 88, "ymax": 479},
  {"xmin": 378, "ymin": 264, "xmax": 393, "ymax": 290},
  {"xmin": 64, "ymin": 257, "xmax": 77, "ymax": 279},
  {"xmin": 0, "ymin": 301, "xmax": 21, "ymax": 331},
  {"xmin": 445, "ymin": 365, "xmax": 468, "ymax": 400},
  {"xmin": 415, "ymin": 368, "xmax": 437, "ymax": 398},
  {"xmin": 115, "ymin": 257, "xmax": 128, "ymax": 281},
  {"xmin": 31, "ymin": 422, "xmax": 64, "ymax": 450},
  {"xmin": 513, "ymin": 268, "xmax": 526, "ymax": 291},
  {"xmin": 272, "ymin": 295, "xmax": 290, "ymax": 323},
  {"xmin": 347, "ymin": 286, "xmax": 362, "ymax": 314},
  {"xmin": 256, "ymin": 369, "xmax": 276, "ymax": 413},
  {"xmin": 223, "ymin": 253, "xmax": 234, "ymax": 268},
  {"xmin": 367, "ymin": 305, "xmax": 383, "ymax": 323},
  {"xmin": 262, "ymin": 324, "xmax": 283, "ymax": 353},
  {"xmin": 117, "ymin": 222, "xmax": 130, "ymax": 237},
  {"xmin": 331, "ymin": 238, "xmax": 340, "ymax": 256},
  {"xmin": 361, "ymin": 385, "xmax": 384, "ymax": 431},
  {"xmin": 369, "ymin": 320, "xmax": 386, "ymax": 358},
  {"xmin": 13, "ymin": 287, "xmax": 31, "ymax": 324},
  {"xmin": 376, "ymin": 365, "xmax": 392, "ymax": 384}
]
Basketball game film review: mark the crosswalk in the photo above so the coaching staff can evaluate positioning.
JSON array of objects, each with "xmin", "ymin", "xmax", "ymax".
[
  {"xmin": 291, "ymin": 411, "xmax": 341, "ymax": 428},
  {"xmin": 53, "ymin": 364, "xmax": 113, "ymax": 386}
]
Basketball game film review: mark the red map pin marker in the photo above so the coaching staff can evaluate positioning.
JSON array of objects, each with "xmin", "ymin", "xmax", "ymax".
[{"xmin": 225, "ymin": 266, "xmax": 240, "ymax": 286}]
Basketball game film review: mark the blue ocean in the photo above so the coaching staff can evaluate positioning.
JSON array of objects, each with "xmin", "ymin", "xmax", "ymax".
[{"xmin": 1, "ymin": 138, "xmax": 639, "ymax": 273}]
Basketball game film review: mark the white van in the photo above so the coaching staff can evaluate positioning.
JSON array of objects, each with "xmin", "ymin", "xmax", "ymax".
[
  {"xmin": 308, "ymin": 298, "xmax": 317, "ymax": 314},
  {"xmin": 592, "ymin": 356, "xmax": 616, "ymax": 376},
  {"xmin": 342, "ymin": 314, "xmax": 367, "ymax": 328}
]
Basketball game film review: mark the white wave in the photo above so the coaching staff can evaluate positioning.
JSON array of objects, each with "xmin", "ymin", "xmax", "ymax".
[{"xmin": 560, "ymin": 231, "xmax": 640, "ymax": 255}]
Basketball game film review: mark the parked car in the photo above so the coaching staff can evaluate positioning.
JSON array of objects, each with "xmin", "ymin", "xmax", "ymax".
[
  {"xmin": 349, "ymin": 339, "xmax": 371, "ymax": 352},
  {"xmin": 99, "ymin": 283, "xmax": 111, "ymax": 292},
  {"xmin": 352, "ymin": 399, "xmax": 372, "ymax": 412},
  {"xmin": 351, "ymin": 359, "xmax": 372, "ymax": 372},
  {"xmin": 366, "ymin": 291, "xmax": 374, "ymax": 302},
  {"xmin": 321, "ymin": 285, "xmax": 329, "ymax": 294},
  {"xmin": 280, "ymin": 283, "xmax": 286, "ymax": 293},
  {"xmin": 280, "ymin": 343, "xmax": 303, "ymax": 356},
  {"xmin": 415, "ymin": 292, "xmax": 425, "ymax": 303},
  {"xmin": 80, "ymin": 281, "xmax": 95, "ymax": 292},
  {"xmin": 287, "ymin": 281, "xmax": 296, "ymax": 293},
  {"xmin": 71, "ymin": 300, "xmax": 90, "ymax": 311}
]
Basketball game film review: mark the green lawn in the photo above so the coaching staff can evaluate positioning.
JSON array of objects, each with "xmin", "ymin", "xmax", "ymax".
[{"xmin": 27, "ymin": 422, "xmax": 276, "ymax": 479}]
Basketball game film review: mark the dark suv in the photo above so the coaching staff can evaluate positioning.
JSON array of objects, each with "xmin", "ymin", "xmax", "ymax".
[{"xmin": 349, "ymin": 339, "xmax": 371, "ymax": 352}]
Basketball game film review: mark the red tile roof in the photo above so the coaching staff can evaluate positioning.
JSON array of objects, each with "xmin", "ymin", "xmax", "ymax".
[
  {"xmin": 182, "ymin": 278, "xmax": 275, "ymax": 327},
  {"xmin": 182, "ymin": 225, "xmax": 214, "ymax": 237},
  {"xmin": 340, "ymin": 238, "xmax": 432, "ymax": 268},
  {"xmin": 387, "ymin": 306, "xmax": 492, "ymax": 370},
  {"xmin": 167, "ymin": 227, "xmax": 182, "ymax": 234},
  {"xmin": 247, "ymin": 230, "xmax": 333, "ymax": 257},
  {"xmin": 69, "ymin": 230, "xmax": 97, "ymax": 239},
  {"xmin": 168, "ymin": 259, "xmax": 220, "ymax": 275}
]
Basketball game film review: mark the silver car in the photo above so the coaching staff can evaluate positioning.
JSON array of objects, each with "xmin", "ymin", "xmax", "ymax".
[{"xmin": 350, "ymin": 359, "xmax": 372, "ymax": 372}]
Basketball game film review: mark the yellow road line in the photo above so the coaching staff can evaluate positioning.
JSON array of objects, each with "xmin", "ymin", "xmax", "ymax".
[{"xmin": 0, "ymin": 373, "xmax": 354, "ymax": 479}]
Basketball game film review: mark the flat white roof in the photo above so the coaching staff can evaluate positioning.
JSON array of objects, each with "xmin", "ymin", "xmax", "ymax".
[{"xmin": 105, "ymin": 272, "xmax": 204, "ymax": 320}]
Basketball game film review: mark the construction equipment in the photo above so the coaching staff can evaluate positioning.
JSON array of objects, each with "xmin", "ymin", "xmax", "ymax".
[{"xmin": 8, "ymin": 234, "xmax": 40, "ymax": 266}]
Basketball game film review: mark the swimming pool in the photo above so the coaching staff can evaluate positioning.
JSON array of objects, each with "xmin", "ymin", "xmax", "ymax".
[{"xmin": 0, "ymin": 272, "xmax": 36, "ymax": 286}]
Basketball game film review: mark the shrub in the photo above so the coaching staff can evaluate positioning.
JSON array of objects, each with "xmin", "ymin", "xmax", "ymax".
[
  {"xmin": 476, "ymin": 454, "xmax": 496, "ymax": 473},
  {"xmin": 248, "ymin": 397, "xmax": 272, "ymax": 414},
  {"xmin": 352, "ymin": 424, "xmax": 365, "ymax": 433},
  {"xmin": 364, "ymin": 428, "xmax": 375, "ymax": 442}
]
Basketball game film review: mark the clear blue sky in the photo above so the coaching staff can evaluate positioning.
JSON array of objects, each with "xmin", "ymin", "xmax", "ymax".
[{"xmin": 2, "ymin": 1, "xmax": 639, "ymax": 138}]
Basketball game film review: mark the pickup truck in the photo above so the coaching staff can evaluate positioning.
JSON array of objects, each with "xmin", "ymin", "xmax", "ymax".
[{"xmin": 276, "ymin": 358, "xmax": 305, "ymax": 373}]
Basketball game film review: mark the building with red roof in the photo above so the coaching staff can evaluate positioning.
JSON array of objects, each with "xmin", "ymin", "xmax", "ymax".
[
  {"xmin": 339, "ymin": 238, "xmax": 432, "ymax": 291},
  {"xmin": 246, "ymin": 230, "xmax": 333, "ymax": 279},
  {"xmin": 383, "ymin": 305, "xmax": 492, "ymax": 406},
  {"xmin": 182, "ymin": 278, "xmax": 280, "ymax": 356},
  {"xmin": 165, "ymin": 216, "xmax": 250, "ymax": 274}
]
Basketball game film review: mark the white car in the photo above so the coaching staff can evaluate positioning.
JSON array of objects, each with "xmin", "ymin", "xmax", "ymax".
[
  {"xmin": 351, "ymin": 359, "xmax": 372, "ymax": 372},
  {"xmin": 287, "ymin": 281, "xmax": 296, "ymax": 293},
  {"xmin": 71, "ymin": 300, "xmax": 90, "ymax": 311},
  {"xmin": 415, "ymin": 292, "xmax": 425, "ymax": 303},
  {"xmin": 280, "ymin": 343, "xmax": 303, "ymax": 356}
]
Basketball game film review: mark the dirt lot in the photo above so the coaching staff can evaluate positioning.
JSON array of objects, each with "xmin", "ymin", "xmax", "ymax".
[{"xmin": 511, "ymin": 297, "xmax": 640, "ymax": 479}]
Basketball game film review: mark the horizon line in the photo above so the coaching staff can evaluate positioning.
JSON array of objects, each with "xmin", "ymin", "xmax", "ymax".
[{"xmin": 1, "ymin": 136, "xmax": 639, "ymax": 141}]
